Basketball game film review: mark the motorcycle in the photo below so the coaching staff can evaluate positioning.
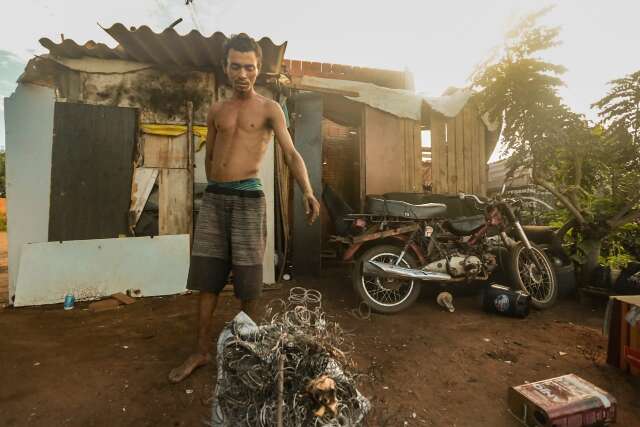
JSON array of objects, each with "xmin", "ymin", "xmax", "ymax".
[{"xmin": 331, "ymin": 189, "xmax": 558, "ymax": 314}]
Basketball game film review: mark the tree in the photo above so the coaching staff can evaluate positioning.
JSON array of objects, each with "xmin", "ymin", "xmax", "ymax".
[{"xmin": 472, "ymin": 7, "xmax": 640, "ymax": 283}]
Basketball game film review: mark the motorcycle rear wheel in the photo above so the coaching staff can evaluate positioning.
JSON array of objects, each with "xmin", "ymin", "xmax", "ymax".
[
  {"xmin": 508, "ymin": 242, "xmax": 558, "ymax": 309},
  {"xmin": 353, "ymin": 244, "xmax": 421, "ymax": 314}
]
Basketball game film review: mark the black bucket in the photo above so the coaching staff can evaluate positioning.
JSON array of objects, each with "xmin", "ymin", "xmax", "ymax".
[{"xmin": 482, "ymin": 283, "xmax": 531, "ymax": 318}]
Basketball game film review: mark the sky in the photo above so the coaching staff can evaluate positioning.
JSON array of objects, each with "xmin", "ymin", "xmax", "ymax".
[{"xmin": 1, "ymin": 0, "xmax": 639, "ymax": 150}]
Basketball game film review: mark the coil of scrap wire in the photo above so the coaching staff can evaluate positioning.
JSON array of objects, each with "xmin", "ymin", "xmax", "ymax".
[{"xmin": 213, "ymin": 287, "xmax": 370, "ymax": 426}]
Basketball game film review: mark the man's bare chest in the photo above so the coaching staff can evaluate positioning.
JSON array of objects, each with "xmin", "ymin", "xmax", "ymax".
[{"xmin": 215, "ymin": 106, "xmax": 270, "ymax": 134}]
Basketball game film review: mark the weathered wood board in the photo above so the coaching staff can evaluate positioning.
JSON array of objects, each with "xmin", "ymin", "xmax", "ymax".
[
  {"xmin": 159, "ymin": 168, "xmax": 192, "ymax": 235},
  {"xmin": 142, "ymin": 133, "xmax": 189, "ymax": 169}
]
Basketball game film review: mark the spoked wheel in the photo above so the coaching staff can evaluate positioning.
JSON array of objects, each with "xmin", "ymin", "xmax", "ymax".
[
  {"xmin": 508, "ymin": 242, "xmax": 558, "ymax": 309},
  {"xmin": 353, "ymin": 245, "xmax": 421, "ymax": 314}
]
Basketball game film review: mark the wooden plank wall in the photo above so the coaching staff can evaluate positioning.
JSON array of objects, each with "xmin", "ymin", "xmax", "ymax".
[
  {"xmin": 402, "ymin": 119, "xmax": 423, "ymax": 194},
  {"xmin": 141, "ymin": 133, "xmax": 193, "ymax": 236},
  {"xmin": 431, "ymin": 105, "xmax": 488, "ymax": 196},
  {"xmin": 364, "ymin": 107, "xmax": 403, "ymax": 195},
  {"xmin": 363, "ymin": 106, "xmax": 422, "ymax": 197},
  {"xmin": 158, "ymin": 169, "xmax": 191, "ymax": 235},
  {"xmin": 142, "ymin": 134, "xmax": 188, "ymax": 169}
]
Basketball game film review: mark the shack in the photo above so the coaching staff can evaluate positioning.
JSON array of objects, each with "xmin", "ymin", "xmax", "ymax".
[
  {"xmin": 4, "ymin": 24, "xmax": 286, "ymax": 305},
  {"xmin": 3, "ymin": 24, "xmax": 498, "ymax": 305},
  {"xmin": 280, "ymin": 61, "xmax": 500, "ymax": 273}
]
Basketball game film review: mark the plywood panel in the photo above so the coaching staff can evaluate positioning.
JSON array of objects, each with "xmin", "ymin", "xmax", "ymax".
[
  {"xmin": 143, "ymin": 133, "xmax": 188, "ymax": 169},
  {"xmin": 13, "ymin": 235, "xmax": 189, "ymax": 306},
  {"xmin": 463, "ymin": 107, "xmax": 474, "ymax": 193},
  {"xmin": 364, "ymin": 107, "xmax": 404, "ymax": 195},
  {"xmin": 49, "ymin": 102, "xmax": 137, "ymax": 241},
  {"xmin": 446, "ymin": 118, "xmax": 457, "ymax": 193},
  {"xmin": 4, "ymin": 84, "xmax": 56, "ymax": 301},
  {"xmin": 430, "ymin": 112, "xmax": 447, "ymax": 193},
  {"xmin": 159, "ymin": 168, "xmax": 191, "ymax": 235}
]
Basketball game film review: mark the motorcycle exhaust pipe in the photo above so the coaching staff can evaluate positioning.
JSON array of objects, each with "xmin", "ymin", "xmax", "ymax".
[{"xmin": 365, "ymin": 261, "xmax": 452, "ymax": 281}]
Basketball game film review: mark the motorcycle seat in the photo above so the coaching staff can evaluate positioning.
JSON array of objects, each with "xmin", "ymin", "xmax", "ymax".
[
  {"xmin": 366, "ymin": 197, "xmax": 447, "ymax": 219},
  {"xmin": 446, "ymin": 215, "xmax": 486, "ymax": 235}
]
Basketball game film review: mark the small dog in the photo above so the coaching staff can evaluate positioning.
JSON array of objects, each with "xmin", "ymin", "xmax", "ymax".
[{"xmin": 306, "ymin": 375, "xmax": 338, "ymax": 417}]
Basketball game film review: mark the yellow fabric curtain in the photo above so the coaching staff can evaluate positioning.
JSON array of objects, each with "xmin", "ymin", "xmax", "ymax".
[{"xmin": 140, "ymin": 124, "xmax": 209, "ymax": 151}]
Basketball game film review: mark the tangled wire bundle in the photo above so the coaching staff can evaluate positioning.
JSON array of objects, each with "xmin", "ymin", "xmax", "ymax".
[{"xmin": 211, "ymin": 287, "xmax": 370, "ymax": 426}]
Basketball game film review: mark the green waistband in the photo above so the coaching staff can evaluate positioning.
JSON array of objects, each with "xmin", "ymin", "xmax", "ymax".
[{"xmin": 208, "ymin": 178, "xmax": 263, "ymax": 191}]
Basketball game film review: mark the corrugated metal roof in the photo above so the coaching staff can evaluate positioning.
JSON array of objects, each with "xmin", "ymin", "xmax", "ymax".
[
  {"xmin": 39, "ymin": 23, "xmax": 287, "ymax": 74},
  {"xmin": 39, "ymin": 38, "xmax": 128, "ymax": 60}
]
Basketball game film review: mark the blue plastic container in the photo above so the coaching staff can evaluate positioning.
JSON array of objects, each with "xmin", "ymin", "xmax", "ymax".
[{"xmin": 63, "ymin": 294, "xmax": 75, "ymax": 310}]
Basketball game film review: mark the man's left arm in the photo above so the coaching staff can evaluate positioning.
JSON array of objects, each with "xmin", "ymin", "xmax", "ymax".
[{"xmin": 269, "ymin": 101, "xmax": 320, "ymax": 224}]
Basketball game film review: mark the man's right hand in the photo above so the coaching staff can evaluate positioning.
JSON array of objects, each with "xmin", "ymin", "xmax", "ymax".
[{"xmin": 304, "ymin": 193, "xmax": 320, "ymax": 225}]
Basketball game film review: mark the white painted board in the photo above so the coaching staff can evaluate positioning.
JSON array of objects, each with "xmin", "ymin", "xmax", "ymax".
[
  {"xmin": 4, "ymin": 84, "xmax": 56, "ymax": 302},
  {"xmin": 13, "ymin": 235, "xmax": 190, "ymax": 307}
]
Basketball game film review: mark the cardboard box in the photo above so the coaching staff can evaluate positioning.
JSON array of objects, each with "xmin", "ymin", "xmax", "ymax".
[{"xmin": 508, "ymin": 374, "xmax": 616, "ymax": 426}]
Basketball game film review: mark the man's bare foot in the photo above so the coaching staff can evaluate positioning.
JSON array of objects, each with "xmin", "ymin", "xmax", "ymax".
[{"xmin": 168, "ymin": 353, "xmax": 211, "ymax": 383}]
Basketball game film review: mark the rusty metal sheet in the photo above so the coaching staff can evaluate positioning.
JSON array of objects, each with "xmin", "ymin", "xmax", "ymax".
[
  {"xmin": 292, "ymin": 92, "xmax": 323, "ymax": 276},
  {"xmin": 40, "ymin": 24, "xmax": 287, "ymax": 73},
  {"xmin": 49, "ymin": 102, "xmax": 137, "ymax": 241},
  {"xmin": 38, "ymin": 38, "xmax": 127, "ymax": 60}
]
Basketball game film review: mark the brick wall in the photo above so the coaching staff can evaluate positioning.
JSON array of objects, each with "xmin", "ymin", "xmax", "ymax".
[{"xmin": 283, "ymin": 59, "xmax": 413, "ymax": 90}]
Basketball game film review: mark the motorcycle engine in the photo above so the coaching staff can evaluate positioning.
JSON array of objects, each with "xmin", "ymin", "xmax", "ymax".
[{"xmin": 425, "ymin": 255, "xmax": 483, "ymax": 278}]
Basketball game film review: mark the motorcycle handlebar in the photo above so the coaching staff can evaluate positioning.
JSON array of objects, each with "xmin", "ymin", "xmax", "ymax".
[{"xmin": 458, "ymin": 192, "xmax": 485, "ymax": 205}]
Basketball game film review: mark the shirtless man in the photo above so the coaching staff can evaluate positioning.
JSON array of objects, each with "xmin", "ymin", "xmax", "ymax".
[{"xmin": 168, "ymin": 33, "xmax": 320, "ymax": 383}]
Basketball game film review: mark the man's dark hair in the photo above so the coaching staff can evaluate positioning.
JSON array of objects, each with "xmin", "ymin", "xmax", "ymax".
[{"xmin": 222, "ymin": 33, "xmax": 262, "ymax": 69}]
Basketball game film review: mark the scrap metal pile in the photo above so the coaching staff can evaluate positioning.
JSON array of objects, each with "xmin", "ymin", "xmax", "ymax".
[{"xmin": 210, "ymin": 288, "xmax": 370, "ymax": 426}]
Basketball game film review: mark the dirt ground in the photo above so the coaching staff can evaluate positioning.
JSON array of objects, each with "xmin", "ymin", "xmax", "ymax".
[{"xmin": 1, "ymin": 253, "xmax": 639, "ymax": 426}]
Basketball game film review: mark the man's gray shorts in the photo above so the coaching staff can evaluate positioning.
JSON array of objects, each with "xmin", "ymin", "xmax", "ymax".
[{"xmin": 187, "ymin": 185, "xmax": 266, "ymax": 300}]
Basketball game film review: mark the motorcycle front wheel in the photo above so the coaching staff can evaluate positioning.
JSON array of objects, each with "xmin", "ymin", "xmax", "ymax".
[
  {"xmin": 352, "ymin": 244, "xmax": 421, "ymax": 314},
  {"xmin": 508, "ymin": 242, "xmax": 558, "ymax": 309}
]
